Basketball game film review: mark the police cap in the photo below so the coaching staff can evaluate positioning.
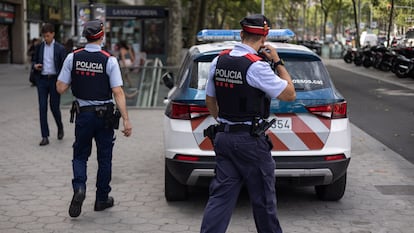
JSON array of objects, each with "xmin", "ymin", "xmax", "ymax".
[
  {"xmin": 240, "ymin": 14, "xmax": 271, "ymax": 36},
  {"xmin": 82, "ymin": 19, "xmax": 104, "ymax": 40}
]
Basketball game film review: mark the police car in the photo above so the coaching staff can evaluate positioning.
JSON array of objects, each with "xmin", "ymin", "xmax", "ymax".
[{"xmin": 163, "ymin": 29, "xmax": 351, "ymax": 201}]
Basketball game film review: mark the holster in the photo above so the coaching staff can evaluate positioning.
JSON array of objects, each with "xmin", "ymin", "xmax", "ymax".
[
  {"xmin": 203, "ymin": 124, "xmax": 218, "ymax": 144},
  {"xmin": 70, "ymin": 101, "xmax": 80, "ymax": 123},
  {"xmin": 250, "ymin": 117, "xmax": 276, "ymax": 137}
]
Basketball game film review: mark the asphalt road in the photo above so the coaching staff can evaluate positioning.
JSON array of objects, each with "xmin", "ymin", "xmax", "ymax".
[{"xmin": 326, "ymin": 65, "xmax": 414, "ymax": 164}]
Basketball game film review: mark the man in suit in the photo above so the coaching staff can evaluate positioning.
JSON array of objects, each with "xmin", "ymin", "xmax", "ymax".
[{"xmin": 32, "ymin": 23, "xmax": 67, "ymax": 146}]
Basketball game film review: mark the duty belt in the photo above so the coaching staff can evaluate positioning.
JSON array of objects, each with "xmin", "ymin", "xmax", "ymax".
[
  {"xmin": 79, "ymin": 103, "xmax": 113, "ymax": 113},
  {"xmin": 215, "ymin": 124, "xmax": 251, "ymax": 133}
]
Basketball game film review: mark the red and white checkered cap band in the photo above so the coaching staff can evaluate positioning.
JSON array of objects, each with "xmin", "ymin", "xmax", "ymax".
[
  {"xmin": 242, "ymin": 25, "xmax": 269, "ymax": 36},
  {"xmin": 87, "ymin": 30, "xmax": 104, "ymax": 40}
]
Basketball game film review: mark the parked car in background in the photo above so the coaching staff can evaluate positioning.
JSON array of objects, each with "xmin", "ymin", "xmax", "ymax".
[
  {"xmin": 163, "ymin": 29, "xmax": 351, "ymax": 202},
  {"xmin": 405, "ymin": 29, "xmax": 414, "ymax": 47},
  {"xmin": 360, "ymin": 31, "xmax": 378, "ymax": 47}
]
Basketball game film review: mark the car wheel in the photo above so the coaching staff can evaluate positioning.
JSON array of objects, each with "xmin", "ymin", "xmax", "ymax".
[
  {"xmin": 315, "ymin": 173, "xmax": 346, "ymax": 201},
  {"xmin": 164, "ymin": 163, "xmax": 188, "ymax": 201}
]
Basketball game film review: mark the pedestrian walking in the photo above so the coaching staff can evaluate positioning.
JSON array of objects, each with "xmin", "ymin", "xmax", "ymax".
[
  {"xmin": 56, "ymin": 19, "xmax": 132, "ymax": 218},
  {"xmin": 200, "ymin": 14, "xmax": 296, "ymax": 233},
  {"xmin": 31, "ymin": 23, "xmax": 67, "ymax": 146}
]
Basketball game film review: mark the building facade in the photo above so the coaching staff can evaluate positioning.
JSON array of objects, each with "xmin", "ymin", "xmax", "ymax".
[{"xmin": 0, "ymin": 0, "xmax": 24, "ymax": 63}]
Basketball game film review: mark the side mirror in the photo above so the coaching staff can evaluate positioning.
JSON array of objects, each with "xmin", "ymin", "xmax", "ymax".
[{"xmin": 162, "ymin": 72, "xmax": 174, "ymax": 89}]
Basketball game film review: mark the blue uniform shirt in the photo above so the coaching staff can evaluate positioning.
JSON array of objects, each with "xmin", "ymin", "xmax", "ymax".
[
  {"xmin": 58, "ymin": 44, "xmax": 123, "ymax": 107},
  {"xmin": 206, "ymin": 43, "xmax": 288, "ymax": 124}
]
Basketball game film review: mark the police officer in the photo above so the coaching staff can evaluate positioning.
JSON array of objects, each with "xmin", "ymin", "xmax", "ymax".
[
  {"xmin": 56, "ymin": 19, "xmax": 132, "ymax": 218},
  {"xmin": 201, "ymin": 14, "xmax": 296, "ymax": 233}
]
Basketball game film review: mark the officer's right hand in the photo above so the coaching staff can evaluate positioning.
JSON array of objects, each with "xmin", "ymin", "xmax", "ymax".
[{"xmin": 122, "ymin": 119, "xmax": 132, "ymax": 137}]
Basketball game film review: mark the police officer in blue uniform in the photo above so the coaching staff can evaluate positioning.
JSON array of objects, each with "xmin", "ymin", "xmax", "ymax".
[
  {"xmin": 201, "ymin": 14, "xmax": 296, "ymax": 233},
  {"xmin": 56, "ymin": 19, "xmax": 132, "ymax": 218}
]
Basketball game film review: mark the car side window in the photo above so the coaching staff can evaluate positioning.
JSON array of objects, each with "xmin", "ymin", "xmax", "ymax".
[
  {"xmin": 189, "ymin": 61, "xmax": 211, "ymax": 90},
  {"xmin": 177, "ymin": 54, "xmax": 192, "ymax": 88}
]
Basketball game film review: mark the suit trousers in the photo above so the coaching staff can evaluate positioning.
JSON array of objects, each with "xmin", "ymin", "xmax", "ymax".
[{"xmin": 36, "ymin": 76, "xmax": 63, "ymax": 137}]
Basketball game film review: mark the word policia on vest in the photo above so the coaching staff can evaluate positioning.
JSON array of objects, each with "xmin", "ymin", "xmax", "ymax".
[
  {"xmin": 215, "ymin": 68, "xmax": 243, "ymax": 85},
  {"xmin": 75, "ymin": 61, "xmax": 104, "ymax": 73}
]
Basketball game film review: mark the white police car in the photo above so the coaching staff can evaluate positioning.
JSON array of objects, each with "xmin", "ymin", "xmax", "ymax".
[{"xmin": 163, "ymin": 29, "xmax": 351, "ymax": 201}]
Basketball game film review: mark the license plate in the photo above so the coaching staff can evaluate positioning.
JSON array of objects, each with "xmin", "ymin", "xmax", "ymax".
[{"xmin": 269, "ymin": 117, "xmax": 292, "ymax": 131}]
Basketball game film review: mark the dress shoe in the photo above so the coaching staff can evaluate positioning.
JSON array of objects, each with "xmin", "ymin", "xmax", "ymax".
[
  {"xmin": 94, "ymin": 196, "xmax": 114, "ymax": 211},
  {"xmin": 57, "ymin": 127, "xmax": 64, "ymax": 140},
  {"xmin": 39, "ymin": 137, "xmax": 49, "ymax": 146},
  {"xmin": 68, "ymin": 189, "xmax": 86, "ymax": 218}
]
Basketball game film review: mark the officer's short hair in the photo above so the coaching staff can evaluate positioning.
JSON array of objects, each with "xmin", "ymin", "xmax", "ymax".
[{"xmin": 41, "ymin": 23, "xmax": 55, "ymax": 34}]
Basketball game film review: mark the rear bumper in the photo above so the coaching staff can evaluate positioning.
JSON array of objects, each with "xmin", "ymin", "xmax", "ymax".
[{"xmin": 166, "ymin": 156, "xmax": 350, "ymax": 187}]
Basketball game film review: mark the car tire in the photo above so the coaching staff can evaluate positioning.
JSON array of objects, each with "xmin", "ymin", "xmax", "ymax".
[
  {"xmin": 164, "ymin": 163, "xmax": 188, "ymax": 201},
  {"xmin": 315, "ymin": 173, "xmax": 346, "ymax": 201}
]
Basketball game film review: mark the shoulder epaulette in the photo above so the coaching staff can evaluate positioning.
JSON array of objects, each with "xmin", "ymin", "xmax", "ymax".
[
  {"xmin": 73, "ymin": 48, "xmax": 85, "ymax": 54},
  {"xmin": 244, "ymin": 53, "xmax": 263, "ymax": 62},
  {"xmin": 219, "ymin": 49, "xmax": 232, "ymax": 56},
  {"xmin": 100, "ymin": 50, "xmax": 111, "ymax": 57}
]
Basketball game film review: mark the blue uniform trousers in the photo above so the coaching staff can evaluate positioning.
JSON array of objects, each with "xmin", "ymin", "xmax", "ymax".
[
  {"xmin": 72, "ymin": 111, "xmax": 115, "ymax": 201},
  {"xmin": 36, "ymin": 76, "xmax": 63, "ymax": 137},
  {"xmin": 200, "ymin": 131, "xmax": 282, "ymax": 233}
]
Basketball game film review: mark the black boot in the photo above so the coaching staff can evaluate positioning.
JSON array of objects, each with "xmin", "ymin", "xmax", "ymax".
[
  {"xmin": 94, "ymin": 196, "xmax": 114, "ymax": 211},
  {"xmin": 68, "ymin": 189, "xmax": 86, "ymax": 217}
]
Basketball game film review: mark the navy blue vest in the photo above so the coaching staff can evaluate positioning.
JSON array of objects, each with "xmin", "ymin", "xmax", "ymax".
[
  {"xmin": 214, "ymin": 50, "xmax": 270, "ymax": 122},
  {"xmin": 71, "ymin": 48, "xmax": 112, "ymax": 101}
]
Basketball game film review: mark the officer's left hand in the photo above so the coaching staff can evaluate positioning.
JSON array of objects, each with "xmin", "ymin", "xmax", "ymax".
[{"xmin": 122, "ymin": 119, "xmax": 132, "ymax": 137}]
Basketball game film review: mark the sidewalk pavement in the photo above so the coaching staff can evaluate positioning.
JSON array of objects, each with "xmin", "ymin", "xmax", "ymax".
[
  {"xmin": 323, "ymin": 58, "xmax": 414, "ymax": 91},
  {"xmin": 0, "ymin": 62, "xmax": 413, "ymax": 233}
]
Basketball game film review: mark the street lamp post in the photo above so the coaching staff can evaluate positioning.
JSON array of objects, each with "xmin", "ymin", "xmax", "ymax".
[
  {"xmin": 89, "ymin": 0, "xmax": 95, "ymax": 20},
  {"xmin": 261, "ymin": 0, "xmax": 265, "ymax": 15}
]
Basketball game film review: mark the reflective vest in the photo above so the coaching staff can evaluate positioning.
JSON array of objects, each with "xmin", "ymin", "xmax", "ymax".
[
  {"xmin": 71, "ymin": 48, "xmax": 112, "ymax": 101},
  {"xmin": 214, "ymin": 50, "xmax": 270, "ymax": 122}
]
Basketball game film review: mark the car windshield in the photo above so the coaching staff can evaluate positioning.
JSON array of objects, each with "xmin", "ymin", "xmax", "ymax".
[{"xmin": 189, "ymin": 58, "xmax": 330, "ymax": 91}]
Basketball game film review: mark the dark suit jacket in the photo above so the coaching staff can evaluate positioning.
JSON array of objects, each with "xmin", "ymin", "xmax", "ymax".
[{"xmin": 31, "ymin": 41, "xmax": 67, "ymax": 78}]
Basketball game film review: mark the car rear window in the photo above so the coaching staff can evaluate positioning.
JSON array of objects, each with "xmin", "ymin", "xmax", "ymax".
[
  {"xmin": 406, "ymin": 30, "xmax": 414, "ymax": 39},
  {"xmin": 285, "ymin": 59, "xmax": 331, "ymax": 91},
  {"xmin": 189, "ymin": 57, "xmax": 331, "ymax": 91}
]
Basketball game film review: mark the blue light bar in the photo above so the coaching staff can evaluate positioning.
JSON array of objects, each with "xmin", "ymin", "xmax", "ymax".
[{"xmin": 197, "ymin": 29, "xmax": 295, "ymax": 42}]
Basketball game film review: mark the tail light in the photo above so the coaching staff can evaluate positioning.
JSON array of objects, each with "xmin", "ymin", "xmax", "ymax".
[
  {"xmin": 325, "ymin": 154, "xmax": 346, "ymax": 161},
  {"xmin": 306, "ymin": 101, "xmax": 347, "ymax": 119},
  {"xmin": 175, "ymin": 154, "xmax": 200, "ymax": 161},
  {"xmin": 168, "ymin": 102, "xmax": 210, "ymax": 120}
]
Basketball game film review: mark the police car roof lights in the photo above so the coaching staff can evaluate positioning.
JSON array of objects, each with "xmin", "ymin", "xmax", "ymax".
[{"xmin": 197, "ymin": 29, "xmax": 295, "ymax": 42}]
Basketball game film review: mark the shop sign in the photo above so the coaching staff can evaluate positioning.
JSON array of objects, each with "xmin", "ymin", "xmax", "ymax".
[
  {"xmin": 0, "ymin": 2, "xmax": 15, "ymax": 24},
  {"xmin": 106, "ymin": 6, "xmax": 167, "ymax": 19},
  {"xmin": 77, "ymin": 3, "xmax": 106, "ymax": 44},
  {"xmin": 49, "ymin": 7, "xmax": 61, "ymax": 21}
]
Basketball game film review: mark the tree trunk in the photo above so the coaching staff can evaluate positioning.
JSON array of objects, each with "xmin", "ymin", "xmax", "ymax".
[
  {"xmin": 185, "ymin": 0, "xmax": 201, "ymax": 47},
  {"xmin": 387, "ymin": 0, "xmax": 394, "ymax": 48},
  {"xmin": 167, "ymin": 0, "xmax": 183, "ymax": 67},
  {"xmin": 352, "ymin": 0, "xmax": 360, "ymax": 48}
]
